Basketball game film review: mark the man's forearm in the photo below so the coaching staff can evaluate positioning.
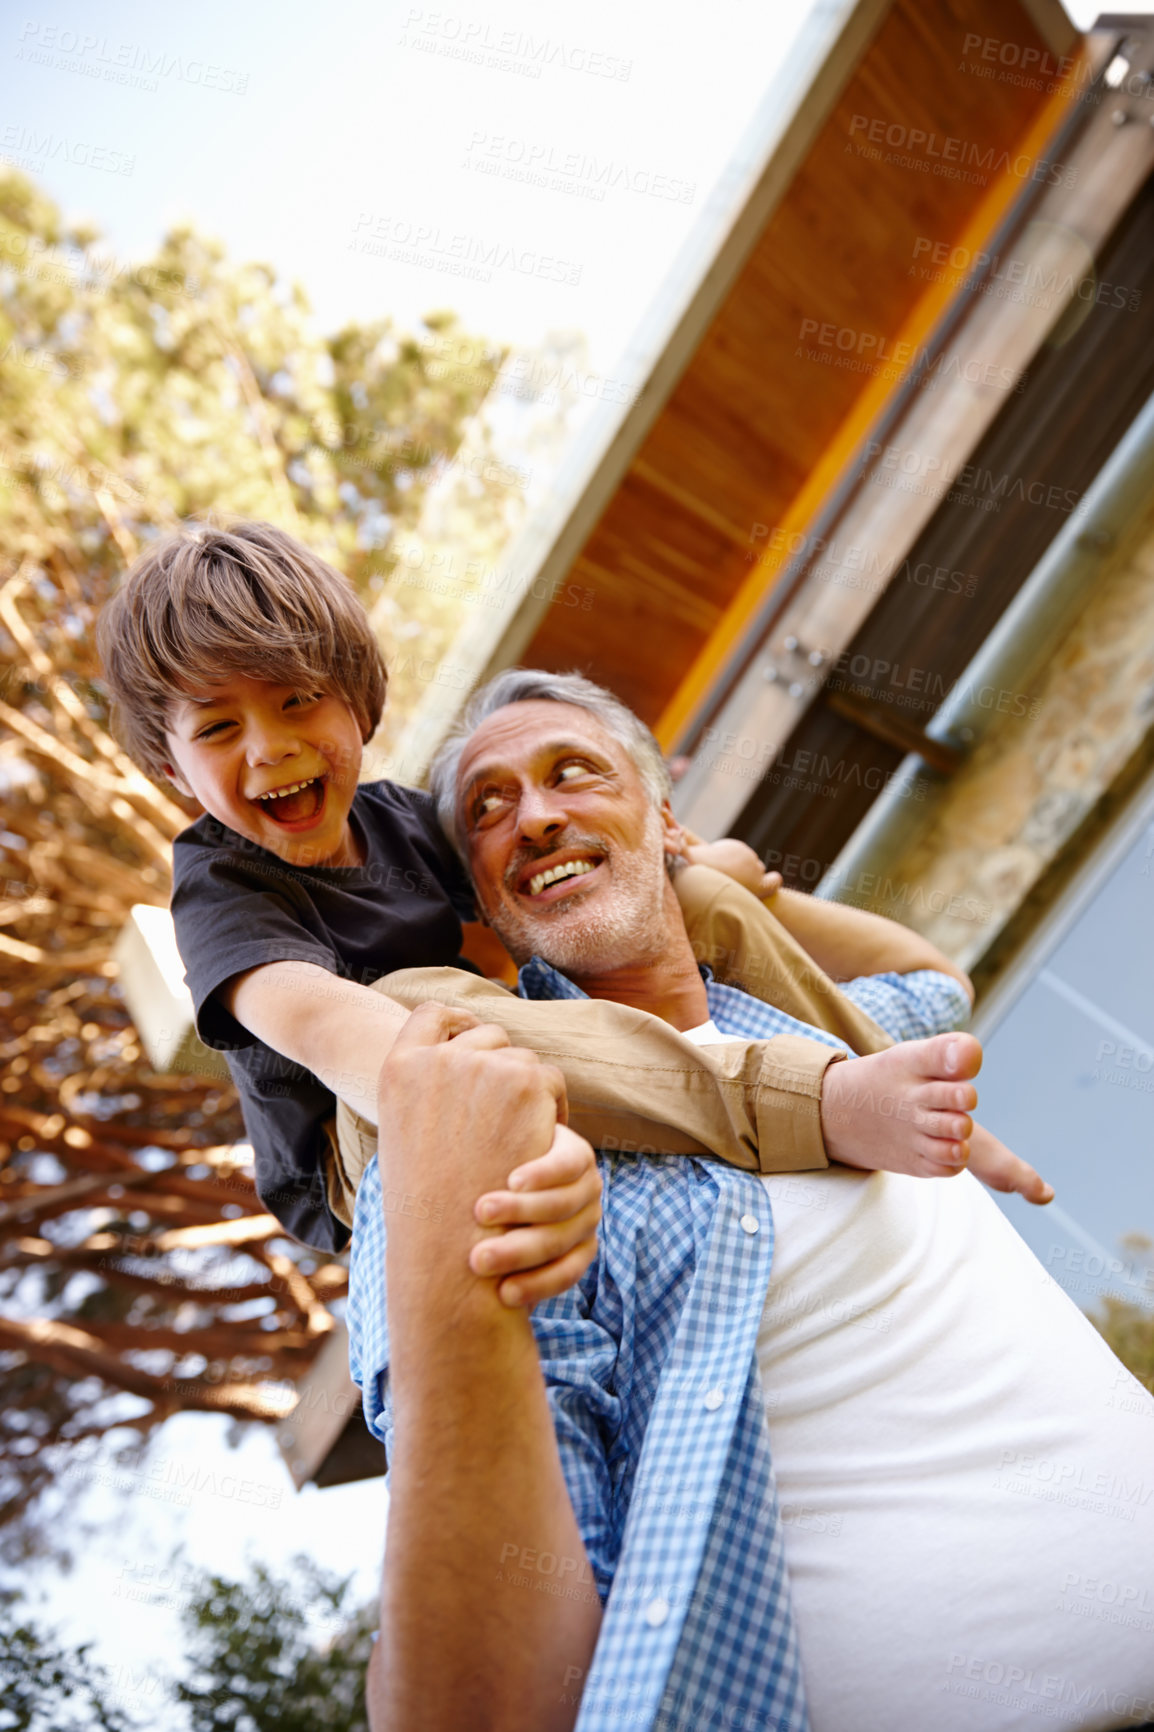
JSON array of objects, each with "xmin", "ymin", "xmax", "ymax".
[
  {"xmin": 368, "ymin": 1018, "xmax": 602, "ymax": 1732},
  {"xmin": 375, "ymin": 1241, "xmax": 601, "ymax": 1731},
  {"xmin": 766, "ymin": 887, "xmax": 974, "ymax": 999}
]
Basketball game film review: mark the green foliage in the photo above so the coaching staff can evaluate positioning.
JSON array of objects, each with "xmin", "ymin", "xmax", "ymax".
[
  {"xmin": 0, "ymin": 161, "xmax": 503, "ymax": 648},
  {"xmin": 1089, "ymin": 1235, "xmax": 1154, "ymax": 1394},
  {"xmin": 0, "ymin": 161, "xmax": 507, "ymax": 1560},
  {"xmin": 1092, "ymin": 1297, "xmax": 1154, "ymax": 1394},
  {"xmin": 171, "ymin": 1556, "xmax": 376, "ymax": 1732},
  {"xmin": 0, "ymin": 1590, "xmax": 136, "ymax": 1731}
]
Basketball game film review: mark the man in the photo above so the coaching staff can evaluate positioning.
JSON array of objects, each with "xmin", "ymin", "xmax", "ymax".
[{"xmin": 352, "ymin": 671, "xmax": 1154, "ymax": 1732}]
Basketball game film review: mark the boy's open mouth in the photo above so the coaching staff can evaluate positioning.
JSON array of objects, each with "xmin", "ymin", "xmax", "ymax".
[{"xmin": 252, "ymin": 778, "xmax": 325, "ymax": 825}]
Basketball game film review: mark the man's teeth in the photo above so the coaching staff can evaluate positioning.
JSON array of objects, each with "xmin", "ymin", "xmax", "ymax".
[
  {"xmin": 257, "ymin": 780, "xmax": 315, "ymax": 802},
  {"xmin": 527, "ymin": 859, "xmax": 596, "ymax": 897}
]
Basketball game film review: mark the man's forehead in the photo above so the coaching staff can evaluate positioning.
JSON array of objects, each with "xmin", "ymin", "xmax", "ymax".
[{"xmin": 457, "ymin": 701, "xmax": 620, "ymax": 782}]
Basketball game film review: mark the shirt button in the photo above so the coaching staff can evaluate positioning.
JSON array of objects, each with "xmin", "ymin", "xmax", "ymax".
[
  {"xmin": 645, "ymin": 1597, "xmax": 670, "ymax": 1628},
  {"xmin": 704, "ymin": 1388, "xmax": 725, "ymax": 1411},
  {"xmin": 740, "ymin": 1213, "xmax": 760, "ymax": 1235}
]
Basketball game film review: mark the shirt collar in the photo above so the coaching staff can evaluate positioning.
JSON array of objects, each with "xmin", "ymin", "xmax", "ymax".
[{"xmin": 518, "ymin": 953, "xmax": 717, "ymax": 1003}]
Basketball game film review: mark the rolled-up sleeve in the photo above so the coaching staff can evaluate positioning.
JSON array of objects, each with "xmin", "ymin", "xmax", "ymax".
[{"xmin": 840, "ymin": 968, "xmax": 972, "ymax": 1042}]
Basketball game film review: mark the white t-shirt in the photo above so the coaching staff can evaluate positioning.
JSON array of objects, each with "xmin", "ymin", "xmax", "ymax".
[
  {"xmin": 758, "ymin": 1166, "xmax": 1154, "ymax": 1731},
  {"xmin": 679, "ymin": 1016, "xmax": 1154, "ymax": 1730}
]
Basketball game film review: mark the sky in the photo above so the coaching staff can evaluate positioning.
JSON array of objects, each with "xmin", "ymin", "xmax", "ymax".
[
  {"xmin": 4, "ymin": 0, "xmax": 1151, "ymax": 1715},
  {"xmin": 3, "ymin": 0, "xmax": 841, "ymax": 375}
]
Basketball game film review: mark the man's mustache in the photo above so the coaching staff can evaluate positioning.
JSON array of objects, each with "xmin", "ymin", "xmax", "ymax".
[{"xmin": 503, "ymin": 832, "xmax": 611, "ymax": 896}]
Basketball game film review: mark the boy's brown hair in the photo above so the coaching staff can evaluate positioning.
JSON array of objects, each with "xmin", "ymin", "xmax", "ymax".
[{"xmin": 97, "ymin": 520, "xmax": 387, "ymax": 784}]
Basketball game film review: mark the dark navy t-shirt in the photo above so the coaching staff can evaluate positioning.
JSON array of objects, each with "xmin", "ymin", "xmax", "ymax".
[{"xmin": 170, "ymin": 780, "xmax": 475, "ymax": 1251}]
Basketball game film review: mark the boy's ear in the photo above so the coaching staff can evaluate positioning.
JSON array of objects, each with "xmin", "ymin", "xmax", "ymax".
[{"xmin": 161, "ymin": 762, "xmax": 193, "ymax": 798}]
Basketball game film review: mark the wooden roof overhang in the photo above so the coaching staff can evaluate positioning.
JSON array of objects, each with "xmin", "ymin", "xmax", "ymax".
[{"xmin": 462, "ymin": 0, "xmax": 1083, "ymax": 745}]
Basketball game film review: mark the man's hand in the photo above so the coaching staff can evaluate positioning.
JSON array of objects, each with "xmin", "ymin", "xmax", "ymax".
[
  {"xmin": 681, "ymin": 835, "xmax": 783, "ymax": 900},
  {"xmin": 471, "ymin": 1130, "xmax": 602, "ymax": 1308},
  {"xmin": 379, "ymin": 1003, "xmax": 589, "ymax": 1309}
]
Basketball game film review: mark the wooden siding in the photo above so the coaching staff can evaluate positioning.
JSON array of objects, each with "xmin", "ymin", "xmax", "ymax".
[{"xmin": 519, "ymin": 0, "xmax": 1064, "ymax": 725}]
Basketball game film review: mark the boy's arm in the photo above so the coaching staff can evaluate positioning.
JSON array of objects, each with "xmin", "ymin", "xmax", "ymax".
[
  {"xmin": 682, "ymin": 836, "xmax": 972, "ymax": 1000},
  {"xmin": 224, "ymin": 960, "xmax": 410, "ymax": 1128},
  {"xmin": 758, "ymin": 886, "xmax": 974, "ymax": 1002},
  {"xmin": 226, "ymin": 959, "xmax": 842, "ymax": 1184}
]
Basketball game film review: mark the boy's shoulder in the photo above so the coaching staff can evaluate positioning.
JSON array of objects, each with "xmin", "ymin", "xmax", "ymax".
[{"xmin": 174, "ymin": 778, "xmax": 437, "ymax": 862}]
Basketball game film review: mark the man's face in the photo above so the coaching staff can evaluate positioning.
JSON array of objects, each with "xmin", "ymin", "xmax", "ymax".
[
  {"xmin": 163, "ymin": 672, "xmax": 365, "ymax": 868},
  {"xmin": 456, "ymin": 700, "xmax": 684, "ymax": 974}
]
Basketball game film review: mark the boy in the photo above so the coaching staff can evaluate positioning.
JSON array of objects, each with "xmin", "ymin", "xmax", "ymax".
[{"xmin": 98, "ymin": 520, "xmax": 1040, "ymax": 1280}]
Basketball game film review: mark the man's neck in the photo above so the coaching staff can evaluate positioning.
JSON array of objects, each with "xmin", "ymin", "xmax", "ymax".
[{"xmin": 565, "ymin": 936, "xmax": 710, "ymax": 1031}]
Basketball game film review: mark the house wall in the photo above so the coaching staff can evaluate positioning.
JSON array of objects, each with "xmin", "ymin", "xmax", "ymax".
[{"xmin": 882, "ymin": 497, "xmax": 1154, "ymax": 976}]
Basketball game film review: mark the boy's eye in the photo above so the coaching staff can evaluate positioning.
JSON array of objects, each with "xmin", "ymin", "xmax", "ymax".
[
  {"xmin": 285, "ymin": 690, "xmax": 324, "ymax": 710},
  {"xmin": 194, "ymin": 719, "xmax": 233, "ymax": 741}
]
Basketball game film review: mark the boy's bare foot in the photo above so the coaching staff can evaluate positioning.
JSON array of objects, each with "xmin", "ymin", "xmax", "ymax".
[
  {"xmin": 967, "ymin": 1121, "xmax": 1054, "ymax": 1205},
  {"xmin": 820, "ymin": 1033, "xmax": 982, "ymax": 1180}
]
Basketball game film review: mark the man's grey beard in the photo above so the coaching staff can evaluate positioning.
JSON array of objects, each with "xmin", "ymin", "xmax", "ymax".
[{"xmin": 482, "ymin": 808, "xmax": 673, "ymax": 979}]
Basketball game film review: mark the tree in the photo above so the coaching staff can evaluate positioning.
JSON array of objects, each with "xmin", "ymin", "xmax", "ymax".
[
  {"xmin": 0, "ymin": 1589, "xmax": 136, "ymax": 1731},
  {"xmin": 1091, "ymin": 1233, "xmax": 1154, "ymax": 1394},
  {"xmin": 171, "ymin": 1556, "xmax": 376, "ymax": 1732},
  {"xmin": 0, "ymin": 163, "xmax": 505, "ymax": 1559}
]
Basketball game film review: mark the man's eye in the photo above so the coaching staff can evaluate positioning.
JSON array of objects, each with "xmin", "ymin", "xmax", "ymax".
[
  {"xmin": 476, "ymin": 791, "xmax": 506, "ymax": 815},
  {"xmin": 556, "ymin": 762, "xmax": 588, "ymax": 782}
]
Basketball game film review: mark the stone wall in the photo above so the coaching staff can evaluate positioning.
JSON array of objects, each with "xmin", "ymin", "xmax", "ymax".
[{"xmin": 884, "ymin": 497, "xmax": 1154, "ymax": 975}]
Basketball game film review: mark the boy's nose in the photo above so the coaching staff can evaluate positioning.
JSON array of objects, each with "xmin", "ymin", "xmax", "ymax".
[{"xmin": 245, "ymin": 719, "xmax": 300, "ymax": 766}]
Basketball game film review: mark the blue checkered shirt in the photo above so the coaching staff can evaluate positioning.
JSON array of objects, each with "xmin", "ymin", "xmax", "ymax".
[{"xmin": 347, "ymin": 965, "xmax": 969, "ymax": 1731}]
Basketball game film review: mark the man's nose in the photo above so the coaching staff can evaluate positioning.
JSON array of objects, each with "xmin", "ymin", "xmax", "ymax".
[{"xmin": 516, "ymin": 786, "xmax": 568, "ymax": 842}]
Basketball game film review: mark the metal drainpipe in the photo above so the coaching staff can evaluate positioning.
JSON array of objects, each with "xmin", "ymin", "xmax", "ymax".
[{"xmin": 816, "ymin": 386, "xmax": 1154, "ymax": 903}]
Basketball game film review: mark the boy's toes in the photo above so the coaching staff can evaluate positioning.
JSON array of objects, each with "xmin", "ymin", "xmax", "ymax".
[
  {"xmin": 920, "ymin": 1109, "xmax": 973, "ymax": 1145},
  {"xmin": 938, "ymin": 1032, "xmax": 982, "ymax": 1081},
  {"xmin": 917, "ymin": 1133, "xmax": 969, "ymax": 1173}
]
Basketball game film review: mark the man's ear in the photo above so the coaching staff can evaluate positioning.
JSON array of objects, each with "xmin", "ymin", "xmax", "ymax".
[
  {"xmin": 161, "ymin": 762, "xmax": 193, "ymax": 798},
  {"xmin": 660, "ymin": 799, "xmax": 687, "ymax": 861}
]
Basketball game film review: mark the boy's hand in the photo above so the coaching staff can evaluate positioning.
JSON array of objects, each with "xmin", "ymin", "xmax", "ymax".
[
  {"xmin": 968, "ymin": 1120, "xmax": 1054, "ymax": 1205},
  {"xmin": 682, "ymin": 836, "xmax": 782, "ymax": 900},
  {"xmin": 470, "ymin": 1127, "xmax": 602, "ymax": 1308}
]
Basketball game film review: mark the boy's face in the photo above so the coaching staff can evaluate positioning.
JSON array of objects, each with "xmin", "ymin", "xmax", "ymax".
[{"xmin": 163, "ymin": 672, "xmax": 365, "ymax": 868}]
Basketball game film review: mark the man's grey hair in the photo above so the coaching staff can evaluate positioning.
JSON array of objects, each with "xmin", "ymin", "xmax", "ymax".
[{"xmin": 429, "ymin": 668, "xmax": 673, "ymax": 857}]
